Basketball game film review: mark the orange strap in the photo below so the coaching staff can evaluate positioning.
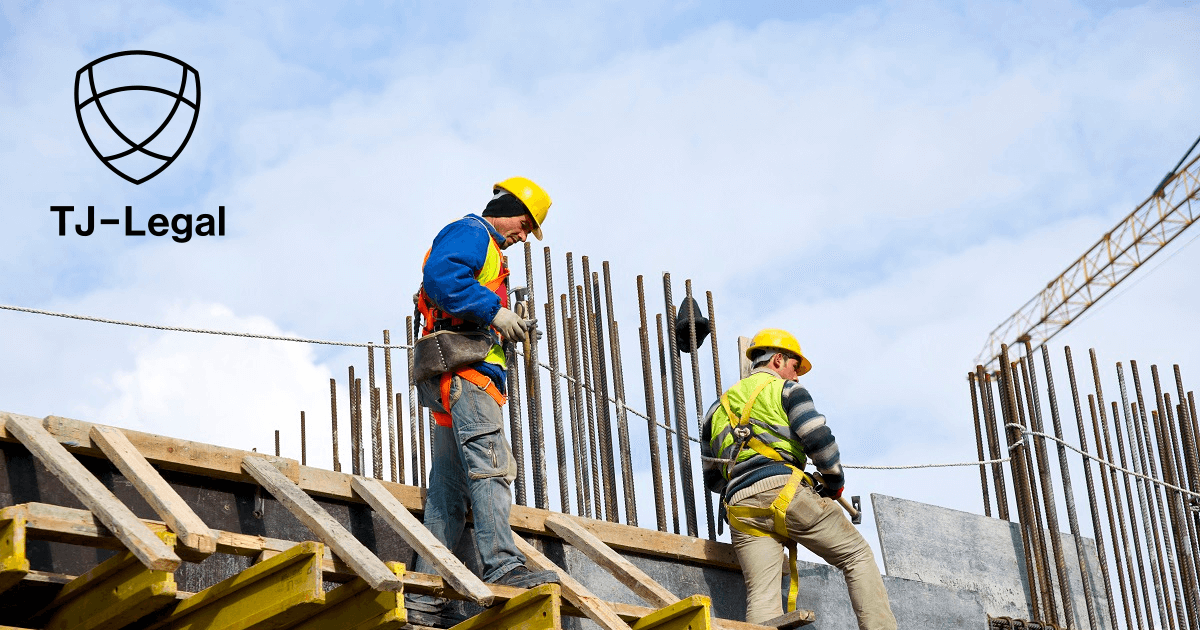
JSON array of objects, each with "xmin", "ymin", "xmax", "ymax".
[{"xmin": 431, "ymin": 368, "xmax": 508, "ymax": 427}]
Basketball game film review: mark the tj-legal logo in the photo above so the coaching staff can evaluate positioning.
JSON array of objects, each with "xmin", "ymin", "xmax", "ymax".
[{"xmin": 74, "ymin": 50, "xmax": 201, "ymax": 185}]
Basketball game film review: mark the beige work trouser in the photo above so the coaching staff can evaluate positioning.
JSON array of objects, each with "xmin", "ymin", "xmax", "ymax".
[{"xmin": 729, "ymin": 476, "xmax": 897, "ymax": 630}]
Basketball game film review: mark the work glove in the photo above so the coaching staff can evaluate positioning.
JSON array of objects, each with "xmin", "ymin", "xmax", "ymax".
[
  {"xmin": 820, "ymin": 484, "xmax": 844, "ymax": 500},
  {"xmin": 493, "ymin": 307, "xmax": 527, "ymax": 342}
]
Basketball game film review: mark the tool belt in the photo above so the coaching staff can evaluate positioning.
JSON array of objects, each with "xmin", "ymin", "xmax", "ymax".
[
  {"xmin": 724, "ymin": 466, "xmax": 813, "ymax": 614},
  {"xmin": 430, "ymin": 368, "xmax": 507, "ymax": 427},
  {"xmin": 412, "ymin": 330, "xmax": 495, "ymax": 383}
]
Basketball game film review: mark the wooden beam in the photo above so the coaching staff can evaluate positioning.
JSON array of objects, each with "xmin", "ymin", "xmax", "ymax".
[
  {"xmin": 241, "ymin": 456, "xmax": 402, "ymax": 592},
  {"xmin": 40, "ymin": 532, "xmax": 178, "ymax": 630},
  {"xmin": 351, "ymin": 476, "xmax": 493, "ymax": 607},
  {"xmin": 0, "ymin": 516, "xmax": 30, "ymax": 594},
  {"xmin": 145, "ymin": 541, "xmax": 325, "ymax": 630},
  {"xmin": 288, "ymin": 561, "xmax": 406, "ymax": 630},
  {"xmin": 89, "ymin": 425, "xmax": 218, "ymax": 555},
  {"xmin": 545, "ymin": 513, "xmax": 677, "ymax": 607},
  {"xmin": 0, "ymin": 412, "xmax": 740, "ymax": 569},
  {"xmin": 450, "ymin": 583, "xmax": 561, "ymax": 630},
  {"xmin": 761, "ymin": 610, "xmax": 817, "ymax": 629},
  {"xmin": 2, "ymin": 415, "xmax": 180, "ymax": 572},
  {"xmin": 513, "ymin": 533, "xmax": 629, "ymax": 630},
  {"xmin": 632, "ymin": 596, "xmax": 711, "ymax": 630}
]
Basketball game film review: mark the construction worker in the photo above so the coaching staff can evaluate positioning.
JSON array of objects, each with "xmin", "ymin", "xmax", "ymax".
[
  {"xmin": 404, "ymin": 177, "xmax": 559, "ymax": 628},
  {"xmin": 701, "ymin": 329, "xmax": 896, "ymax": 629}
]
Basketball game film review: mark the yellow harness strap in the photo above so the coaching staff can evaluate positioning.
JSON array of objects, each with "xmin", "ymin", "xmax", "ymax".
[{"xmin": 725, "ymin": 467, "xmax": 811, "ymax": 613}]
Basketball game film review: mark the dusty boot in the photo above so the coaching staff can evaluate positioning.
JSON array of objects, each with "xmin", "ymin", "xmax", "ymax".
[
  {"xmin": 404, "ymin": 595, "xmax": 466, "ymax": 629},
  {"xmin": 491, "ymin": 565, "xmax": 560, "ymax": 589}
]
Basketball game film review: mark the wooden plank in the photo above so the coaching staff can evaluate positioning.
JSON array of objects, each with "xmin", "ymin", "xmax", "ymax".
[
  {"xmin": 241, "ymin": 456, "xmax": 402, "ymax": 592},
  {"xmin": 287, "ymin": 561, "xmax": 406, "ymax": 630},
  {"xmin": 0, "ymin": 516, "xmax": 30, "ymax": 594},
  {"xmin": 450, "ymin": 583, "xmax": 561, "ymax": 630},
  {"xmin": 631, "ymin": 595, "xmax": 711, "ymax": 630},
  {"xmin": 760, "ymin": 610, "xmax": 816, "ymax": 629},
  {"xmin": 0, "ymin": 412, "xmax": 740, "ymax": 569},
  {"xmin": 545, "ymin": 513, "xmax": 677, "ymax": 607},
  {"xmin": 41, "ymin": 532, "xmax": 178, "ymax": 630},
  {"xmin": 513, "ymin": 533, "xmax": 628, "ymax": 630},
  {"xmin": 2, "ymin": 414, "xmax": 180, "ymax": 572},
  {"xmin": 146, "ymin": 541, "xmax": 325, "ymax": 630},
  {"xmin": 90, "ymin": 425, "xmax": 218, "ymax": 555},
  {"xmin": 351, "ymin": 476, "xmax": 493, "ymax": 606}
]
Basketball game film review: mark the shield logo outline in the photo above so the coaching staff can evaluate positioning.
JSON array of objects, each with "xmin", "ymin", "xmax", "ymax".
[{"xmin": 74, "ymin": 50, "xmax": 201, "ymax": 185}]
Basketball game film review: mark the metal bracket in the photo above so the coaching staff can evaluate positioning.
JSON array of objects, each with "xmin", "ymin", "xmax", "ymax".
[
  {"xmin": 631, "ymin": 595, "xmax": 712, "ymax": 630},
  {"xmin": 450, "ymin": 583, "xmax": 560, "ymax": 630}
]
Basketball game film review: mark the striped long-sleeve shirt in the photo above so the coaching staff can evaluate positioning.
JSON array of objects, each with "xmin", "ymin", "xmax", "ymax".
[{"xmin": 702, "ymin": 368, "xmax": 844, "ymax": 501}]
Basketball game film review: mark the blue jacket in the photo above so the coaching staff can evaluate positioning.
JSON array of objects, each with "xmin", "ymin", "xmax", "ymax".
[{"xmin": 422, "ymin": 214, "xmax": 507, "ymax": 390}]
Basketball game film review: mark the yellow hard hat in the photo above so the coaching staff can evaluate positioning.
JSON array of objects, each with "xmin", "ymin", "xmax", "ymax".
[
  {"xmin": 746, "ymin": 328, "xmax": 812, "ymax": 376},
  {"xmin": 494, "ymin": 177, "xmax": 551, "ymax": 240}
]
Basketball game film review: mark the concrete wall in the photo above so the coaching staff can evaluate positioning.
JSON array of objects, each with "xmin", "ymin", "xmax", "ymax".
[{"xmin": 873, "ymin": 493, "xmax": 1112, "ymax": 629}]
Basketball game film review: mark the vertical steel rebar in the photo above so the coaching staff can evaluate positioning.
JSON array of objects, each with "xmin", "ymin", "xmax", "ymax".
[
  {"xmin": 300, "ymin": 411, "xmax": 307, "ymax": 466},
  {"xmin": 638, "ymin": 276, "xmax": 667, "ymax": 532},
  {"xmin": 563, "ymin": 303, "xmax": 589, "ymax": 517},
  {"xmin": 577, "ymin": 284, "xmax": 602, "ymax": 521},
  {"xmin": 998, "ymin": 345, "xmax": 1043, "ymax": 621},
  {"xmin": 664, "ymin": 272, "xmax": 699, "ymax": 538},
  {"xmin": 1010, "ymin": 358, "xmax": 1056, "ymax": 623},
  {"xmin": 1090, "ymin": 393, "xmax": 1134, "ymax": 630},
  {"xmin": 979, "ymin": 365, "xmax": 1011, "ymax": 520},
  {"xmin": 565, "ymin": 254, "xmax": 592, "ymax": 518},
  {"xmin": 1161, "ymin": 398, "xmax": 1199, "ymax": 628},
  {"xmin": 603, "ymin": 262, "xmax": 637, "ymax": 525},
  {"xmin": 1153, "ymin": 367, "xmax": 1196, "ymax": 628},
  {"xmin": 1053, "ymin": 346, "xmax": 1098, "ymax": 629},
  {"xmin": 406, "ymin": 316, "xmax": 420, "ymax": 487},
  {"xmin": 356, "ymin": 377, "xmax": 365, "ymax": 476},
  {"xmin": 1119, "ymin": 363, "xmax": 1171, "ymax": 629},
  {"xmin": 1110, "ymin": 395, "xmax": 1153, "ymax": 630},
  {"xmin": 522, "ymin": 243, "xmax": 549, "ymax": 510},
  {"xmin": 394, "ymin": 391, "xmax": 405, "ymax": 485},
  {"xmin": 349, "ymin": 366, "xmax": 360, "ymax": 476},
  {"xmin": 684, "ymin": 280, "xmax": 716, "ymax": 540},
  {"xmin": 275, "ymin": 430, "xmax": 280, "ymax": 457},
  {"xmin": 506, "ymin": 338, "xmax": 527, "ymax": 506},
  {"xmin": 584, "ymin": 262, "xmax": 618, "ymax": 521},
  {"xmin": 330, "ymin": 378, "xmax": 341, "ymax": 473},
  {"xmin": 970, "ymin": 372, "xmax": 993, "ymax": 516},
  {"xmin": 705, "ymin": 291, "xmax": 723, "ymax": 396},
  {"xmin": 543, "ymin": 249, "xmax": 570, "ymax": 514},
  {"xmin": 384, "ymin": 330, "xmax": 397, "ymax": 482},
  {"xmin": 658, "ymin": 314, "xmax": 681, "ymax": 536},
  {"xmin": 1172, "ymin": 368, "xmax": 1200, "ymax": 568},
  {"xmin": 1132, "ymin": 362, "xmax": 1178, "ymax": 630},
  {"xmin": 372, "ymin": 387, "xmax": 383, "ymax": 479}
]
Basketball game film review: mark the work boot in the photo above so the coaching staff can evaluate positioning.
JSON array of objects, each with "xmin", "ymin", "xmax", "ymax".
[
  {"xmin": 492, "ymin": 564, "xmax": 560, "ymax": 589},
  {"xmin": 404, "ymin": 596, "xmax": 467, "ymax": 629}
]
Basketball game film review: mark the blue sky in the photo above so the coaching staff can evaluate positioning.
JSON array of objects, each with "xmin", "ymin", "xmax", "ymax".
[{"xmin": 1, "ymin": 0, "xmax": 1199, "ymax": 557}]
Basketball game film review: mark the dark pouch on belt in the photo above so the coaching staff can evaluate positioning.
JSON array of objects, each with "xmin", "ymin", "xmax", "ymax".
[{"xmin": 413, "ymin": 330, "xmax": 494, "ymax": 382}]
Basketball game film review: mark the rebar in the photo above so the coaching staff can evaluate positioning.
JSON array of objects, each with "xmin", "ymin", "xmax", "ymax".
[
  {"xmin": 521, "ymin": 244, "xmax": 549, "ymax": 510},
  {"xmin": 685, "ymin": 280, "xmax": 716, "ymax": 540},
  {"xmin": 604, "ymin": 262, "xmax": 637, "ymax": 526},
  {"xmin": 1161, "ymin": 398, "xmax": 1199, "ymax": 628},
  {"xmin": 561, "ymin": 300, "xmax": 587, "ymax": 517},
  {"xmin": 1132, "ymin": 362, "xmax": 1179, "ymax": 630},
  {"xmin": 584, "ymin": 259, "xmax": 618, "ymax": 521},
  {"xmin": 394, "ymin": 391, "xmax": 405, "ymax": 484},
  {"xmin": 1153, "ymin": 366, "xmax": 1196, "ymax": 628},
  {"xmin": 406, "ymin": 316, "xmax": 421, "ymax": 487},
  {"xmin": 1172, "ymin": 367, "xmax": 1200, "ymax": 569},
  {"xmin": 1009, "ymin": 358, "xmax": 1056, "ymax": 623},
  {"xmin": 1090, "ymin": 393, "xmax": 1133, "ymax": 630},
  {"xmin": 658, "ymin": 314, "xmax": 681, "ymax": 536},
  {"xmin": 1110, "ymin": 394, "xmax": 1153, "ymax": 630},
  {"xmin": 566, "ymin": 254, "xmax": 594, "ymax": 519},
  {"xmin": 1052, "ymin": 346, "xmax": 1096, "ymax": 628},
  {"xmin": 355, "ymin": 377, "xmax": 365, "ymax": 476},
  {"xmin": 577, "ymin": 284, "xmax": 602, "ymax": 521},
  {"xmin": 275, "ymin": 430, "xmax": 280, "ymax": 457},
  {"xmin": 330, "ymin": 378, "xmax": 341, "ymax": 473},
  {"xmin": 970, "ymin": 372, "xmax": 993, "ymax": 516},
  {"xmin": 664, "ymin": 272, "xmax": 699, "ymax": 538},
  {"xmin": 384, "ymin": 330, "xmax": 397, "ymax": 482},
  {"xmin": 638, "ymin": 276, "xmax": 667, "ymax": 532},
  {"xmin": 1118, "ymin": 362, "xmax": 1171, "ymax": 629},
  {"xmin": 300, "ymin": 411, "xmax": 307, "ymax": 466},
  {"xmin": 506, "ymin": 337, "xmax": 527, "ymax": 506},
  {"xmin": 543, "ymin": 249, "xmax": 570, "ymax": 514},
  {"xmin": 372, "ymin": 387, "xmax": 383, "ymax": 479},
  {"xmin": 979, "ymin": 365, "xmax": 1011, "ymax": 520},
  {"xmin": 350, "ymin": 366, "xmax": 360, "ymax": 476},
  {"xmin": 706, "ymin": 291, "xmax": 723, "ymax": 396},
  {"xmin": 997, "ymin": 345, "xmax": 1043, "ymax": 620}
]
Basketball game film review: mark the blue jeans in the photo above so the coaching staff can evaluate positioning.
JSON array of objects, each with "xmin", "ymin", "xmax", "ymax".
[{"xmin": 407, "ymin": 373, "xmax": 524, "ymax": 610}]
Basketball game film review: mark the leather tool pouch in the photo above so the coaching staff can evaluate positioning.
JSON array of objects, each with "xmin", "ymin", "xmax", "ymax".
[{"xmin": 413, "ymin": 330, "xmax": 494, "ymax": 382}]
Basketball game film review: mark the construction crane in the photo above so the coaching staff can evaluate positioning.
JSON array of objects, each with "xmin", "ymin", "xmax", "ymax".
[{"xmin": 976, "ymin": 137, "xmax": 1200, "ymax": 369}]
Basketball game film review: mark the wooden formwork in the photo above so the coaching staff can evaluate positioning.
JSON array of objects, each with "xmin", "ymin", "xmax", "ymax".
[{"xmin": 0, "ymin": 412, "xmax": 813, "ymax": 630}]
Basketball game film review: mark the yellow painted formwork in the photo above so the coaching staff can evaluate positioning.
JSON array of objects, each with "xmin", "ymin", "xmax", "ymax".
[
  {"xmin": 146, "ymin": 541, "xmax": 326, "ymax": 630},
  {"xmin": 0, "ymin": 517, "xmax": 30, "ymax": 595},
  {"xmin": 449, "ymin": 583, "xmax": 562, "ymax": 630},
  {"xmin": 632, "ymin": 596, "xmax": 712, "ymax": 630},
  {"xmin": 285, "ymin": 561, "xmax": 406, "ymax": 630},
  {"xmin": 41, "ymin": 531, "xmax": 179, "ymax": 630}
]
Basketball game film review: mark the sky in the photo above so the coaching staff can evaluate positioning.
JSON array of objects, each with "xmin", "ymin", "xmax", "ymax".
[{"xmin": 1, "ymin": 0, "xmax": 1199, "ymax": 574}]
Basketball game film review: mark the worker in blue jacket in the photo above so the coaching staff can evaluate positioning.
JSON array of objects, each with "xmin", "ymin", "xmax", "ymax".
[{"xmin": 405, "ymin": 177, "xmax": 558, "ymax": 628}]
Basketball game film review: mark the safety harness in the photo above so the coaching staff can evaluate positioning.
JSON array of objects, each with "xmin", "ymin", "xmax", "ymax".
[
  {"xmin": 717, "ymin": 378, "xmax": 813, "ymax": 614},
  {"xmin": 430, "ymin": 367, "xmax": 507, "ymax": 427}
]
